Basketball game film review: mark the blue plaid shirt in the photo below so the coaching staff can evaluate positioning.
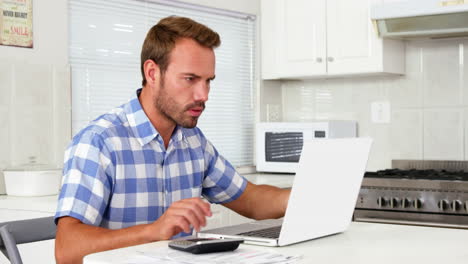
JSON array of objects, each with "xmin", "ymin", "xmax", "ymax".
[{"xmin": 55, "ymin": 89, "xmax": 247, "ymax": 235}]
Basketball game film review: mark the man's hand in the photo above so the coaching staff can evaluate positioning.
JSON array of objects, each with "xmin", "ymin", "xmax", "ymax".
[
  {"xmin": 56, "ymin": 197, "xmax": 212, "ymax": 263},
  {"xmin": 149, "ymin": 197, "xmax": 212, "ymax": 240}
]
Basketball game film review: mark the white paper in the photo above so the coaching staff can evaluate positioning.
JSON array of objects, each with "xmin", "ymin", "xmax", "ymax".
[{"xmin": 124, "ymin": 247, "xmax": 302, "ymax": 264}]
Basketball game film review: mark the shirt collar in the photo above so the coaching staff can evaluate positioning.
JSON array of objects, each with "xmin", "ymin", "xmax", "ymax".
[
  {"xmin": 124, "ymin": 88, "xmax": 186, "ymax": 147},
  {"xmin": 171, "ymin": 125, "xmax": 185, "ymax": 144}
]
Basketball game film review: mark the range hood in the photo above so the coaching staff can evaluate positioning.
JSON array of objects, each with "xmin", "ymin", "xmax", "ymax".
[{"xmin": 371, "ymin": 0, "xmax": 468, "ymax": 39}]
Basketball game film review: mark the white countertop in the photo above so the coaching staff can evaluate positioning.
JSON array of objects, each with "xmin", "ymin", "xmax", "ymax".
[
  {"xmin": 83, "ymin": 222, "xmax": 468, "ymax": 264},
  {"xmin": 0, "ymin": 196, "xmax": 57, "ymax": 264},
  {"xmin": 0, "ymin": 194, "xmax": 58, "ymax": 213}
]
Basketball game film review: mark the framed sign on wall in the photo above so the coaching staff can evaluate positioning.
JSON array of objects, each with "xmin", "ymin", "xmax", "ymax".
[{"xmin": 0, "ymin": 0, "xmax": 33, "ymax": 48}]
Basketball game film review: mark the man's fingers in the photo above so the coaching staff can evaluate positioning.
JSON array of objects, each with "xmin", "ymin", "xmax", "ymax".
[
  {"xmin": 173, "ymin": 198, "xmax": 211, "ymax": 228},
  {"xmin": 196, "ymin": 198, "xmax": 212, "ymax": 217},
  {"xmin": 184, "ymin": 200, "xmax": 208, "ymax": 228},
  {"xmin": 171, "ymin": 207, "xmax": 202, "ymax": 232},
  {"xmin": 153, "ymin": 214, "xmax": 191, "ymax": 240},
  {"xmin": 194, "ymin": 198, "xmax": 212, "ymax": 216},
  {"xmin": 173, "ymin": 215, "xmax": 191, "ymax": 234},
  {"xmin": 161, "ymin": 198, "xmax": 212, "ymax": 235},
  {"xmin": 182, "ymin": 197, "xmax": 212, "ymax": 217}
]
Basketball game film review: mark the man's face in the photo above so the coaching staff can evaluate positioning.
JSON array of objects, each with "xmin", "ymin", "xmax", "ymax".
[{"xmin": 154, "ymin": 38, "xmax": 215, "ymax": 128}]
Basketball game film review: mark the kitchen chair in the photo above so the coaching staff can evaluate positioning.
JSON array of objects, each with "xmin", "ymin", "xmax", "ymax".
[{"xmin": 0, "ymin": 216, "xmax": 56, "ymax": 264}]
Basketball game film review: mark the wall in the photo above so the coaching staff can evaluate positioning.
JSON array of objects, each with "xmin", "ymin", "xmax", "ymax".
[
  {"xmin": 280, "ymin": 39, "xmax": 468, "ymax": 171},
  {"xmin": 0, "ymin": 0, "xmax": 70, "ymax": 194},
  {"xmin": 0, "ymin": 0, "xmax": 68, "ymax": 64},
  {"xmin": 0, "ymin": 0, "xmax": 261, "ymax": 193}
]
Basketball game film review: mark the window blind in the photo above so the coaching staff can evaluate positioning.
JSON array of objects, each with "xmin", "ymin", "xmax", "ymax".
[{"xmin": 69, "ymin": 0, "xmax": 256, "ymax": 166}]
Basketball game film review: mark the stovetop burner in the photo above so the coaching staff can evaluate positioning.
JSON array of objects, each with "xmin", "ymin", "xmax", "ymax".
[
  {"xmin": 365, "ymin": 169, "xmax": 468, "ymax": 181},
  {"xmin": 356, "ymin": 160, "xmax": 468, "ymax": 229}
]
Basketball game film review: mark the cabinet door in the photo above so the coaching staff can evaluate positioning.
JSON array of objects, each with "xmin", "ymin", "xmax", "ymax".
[
  {"xmin": 326, "ymin": 0, "xmax": 383, "ymax": 75},
  {"xmin": 261, "ymin": 0, "xmax": 280, "ymax": 79},
  {"xmin": 278, "ymin": 0, "xmax": 327, "ymax": 77},
  {"xmin": 261, "ymin": 0, "xmax": 327, "ymax": 79}
]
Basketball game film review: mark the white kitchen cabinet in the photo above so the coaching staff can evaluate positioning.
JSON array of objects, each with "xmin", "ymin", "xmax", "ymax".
[
  {"xmin": 261, "ymin": 0, "xmax": 405, "ymax": 79},
  {"xmin": 262, "ymin": 0, "xmax": 327, "ymax": 78}
]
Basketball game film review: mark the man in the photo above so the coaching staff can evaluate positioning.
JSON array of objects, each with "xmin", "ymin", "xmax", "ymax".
[{"xmin": 55, "ymin": 16, "xmax": 290, "ymax": 263}]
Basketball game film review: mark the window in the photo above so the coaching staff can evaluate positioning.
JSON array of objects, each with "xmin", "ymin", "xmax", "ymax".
[{"xmin": 69, "ymin": 0, "xmax": 256, "ymax": 166}]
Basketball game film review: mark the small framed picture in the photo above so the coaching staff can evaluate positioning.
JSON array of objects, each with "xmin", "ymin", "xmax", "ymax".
[{"xmin": 0, "ymin": 0, "xmax": 33, "ymax": 48}]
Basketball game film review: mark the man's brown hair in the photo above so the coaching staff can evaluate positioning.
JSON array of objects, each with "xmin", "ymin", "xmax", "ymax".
[{"xmin": 140, "ymin": 16, "xmax": 221, "ymax": 86}]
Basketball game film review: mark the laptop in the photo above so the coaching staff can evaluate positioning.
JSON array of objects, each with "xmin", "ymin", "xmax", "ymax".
[{"xmin": 198, "ymin": 138, "xmax": 373, "ymax": 247}]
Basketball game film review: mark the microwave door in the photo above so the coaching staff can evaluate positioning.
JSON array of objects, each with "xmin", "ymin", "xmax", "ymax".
[{"xmin": 265, "ymin": 132, "xmax": 303, "ymax": 163}]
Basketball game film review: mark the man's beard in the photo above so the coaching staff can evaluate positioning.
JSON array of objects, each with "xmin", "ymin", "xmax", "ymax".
[{"xmin": 154, "ymin": 78, "xmax": 205, "ymax": 128}]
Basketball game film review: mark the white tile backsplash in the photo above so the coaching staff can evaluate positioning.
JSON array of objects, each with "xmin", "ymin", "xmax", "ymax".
[
  {"xmin": 360, "ymin": 122, "xmax": 391, "ymax": 171},
  {"xmin": 423, "ymin": 109, "xmax": 464, "ymax": 160},
  {"xmin": 0, "ymin": 107, "xmax": 10, "ymax": 167},
  {"xmin": 0, "ymin": 64, "xmax": 12, "ymax": 106},
  {"xmin": 388, "ymin": 75, "xmax": 423, "ymax": 109},
  {"xmin": 315, "ymin": 86, "xmax": 334, "ymax": 120},
  {"xmin": 280, "ymin": 40, "xmax": 468, "ymax": 170},
  {"xmin": 422, "ymin": 40, "xmax": 463, "ymax": 107},
  {"xmin": 52, "ymin": 66, "xmax": 72, "ymax": 166},
  {"xmin": 0, "ymin": 107, "xmax": 9, "ymax": 194},
  {"xmin": 319, "ymin": 79, "xmax": 359, "ymax": 120},
  {"xmin": 11, "ymin": 108, "xmax": 55, "ymax": 166},
  {"xmin": 14, "ymin": 64, "xmax": 54, "ymax": 107},
  {"xmin": 390, "ymin": 110, "xmax": 423, "ymax": 160},
  {"xmin": 464, "ymin": 108, "xmax": 468, "ymax": 159},
  {"xmin": 388, "ymin": 43, "xmax": 423, "ymax": 109},
  {"xmin": 0, "ymin": 62, "xmax": 71, "ymax": 174},
  {"xmin": 462, "ymin": 42, "xmax": 468, "ymax": 106},
  {"xmin": 282, "ymin": 81, "xmax": 316, "ymax": 121},
  {"xmin": 388, "ymin": 43, "xmax": 424, "ymax": 108}
]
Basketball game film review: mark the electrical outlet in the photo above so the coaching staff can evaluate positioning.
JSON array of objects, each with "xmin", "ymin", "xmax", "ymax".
[
  {"xmin": 266, "ymin": 104, "xmax": 281, "ymax": 122},
  {"xmin": 371, "ymin": 101, "xmax": 391, "ymax": 124}
]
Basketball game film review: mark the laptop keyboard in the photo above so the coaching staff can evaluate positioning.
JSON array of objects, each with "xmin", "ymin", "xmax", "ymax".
[{"xmin": 237, "ymin": 226, "xmax": 282, "ymax": 239}]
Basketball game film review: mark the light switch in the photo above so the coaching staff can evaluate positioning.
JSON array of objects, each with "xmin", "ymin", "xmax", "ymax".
[{"xmin": 371, "ymin": 101, "xmax": 391, "ymax": 124}]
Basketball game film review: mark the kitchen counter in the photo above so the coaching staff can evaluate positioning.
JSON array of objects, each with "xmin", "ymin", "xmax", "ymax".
[
  {"xmin": 0, "ymin": 194, "xmax": 58, "ymax": 213},
  {"xmin": 0, "ymin": 195, "xmax": 57, "ymax": 264},
  {"xmin": 84, "ymin": 222, "xmax": 468, "ymax": 264}
]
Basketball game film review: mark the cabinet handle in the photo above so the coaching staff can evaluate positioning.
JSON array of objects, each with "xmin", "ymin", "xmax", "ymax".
[
  {"xmin": 316, "ymin": 57, "xmax": 323, "ymax": 63},
  {"xmin": 327, "ymin": 57, "xmax": 334, "ymax": 62}
]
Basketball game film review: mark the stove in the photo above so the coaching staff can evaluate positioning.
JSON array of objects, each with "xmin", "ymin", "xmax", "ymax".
[{"xmin": 354, "ymin": 160, "xmax": 468, "ymax": 229}]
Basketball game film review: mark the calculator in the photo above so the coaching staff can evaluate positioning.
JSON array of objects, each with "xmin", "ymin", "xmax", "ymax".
[{"xmin": 168, "ymin": 237, "xmax": 244, "ymax": 254}]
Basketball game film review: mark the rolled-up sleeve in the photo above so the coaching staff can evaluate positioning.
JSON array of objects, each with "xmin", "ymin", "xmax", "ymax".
[
  {"xmin": 55, "ymin": 130, "xmax": 114, "ymax": 226},
  {"xmin": 199, "ymin": 130, "xmax": 247, "ymax": 204}
]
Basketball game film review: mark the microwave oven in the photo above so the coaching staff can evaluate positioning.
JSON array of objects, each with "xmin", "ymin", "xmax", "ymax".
[{"xmin": 256, "ymin": 121, "xmax": 357, "ymax": 173}]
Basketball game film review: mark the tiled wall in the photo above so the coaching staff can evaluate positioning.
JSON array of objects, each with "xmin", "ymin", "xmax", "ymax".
[
  {"xmin": 281, "ymin": 39, "xmax": 468, "ymax": 171},
  {"xmin": 0, "ymin": 0, "xmax": 69, "ymax": 194},
  {"xmin": 0, "ymin": 62, "xmax": 71, "ymax": 194}
]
